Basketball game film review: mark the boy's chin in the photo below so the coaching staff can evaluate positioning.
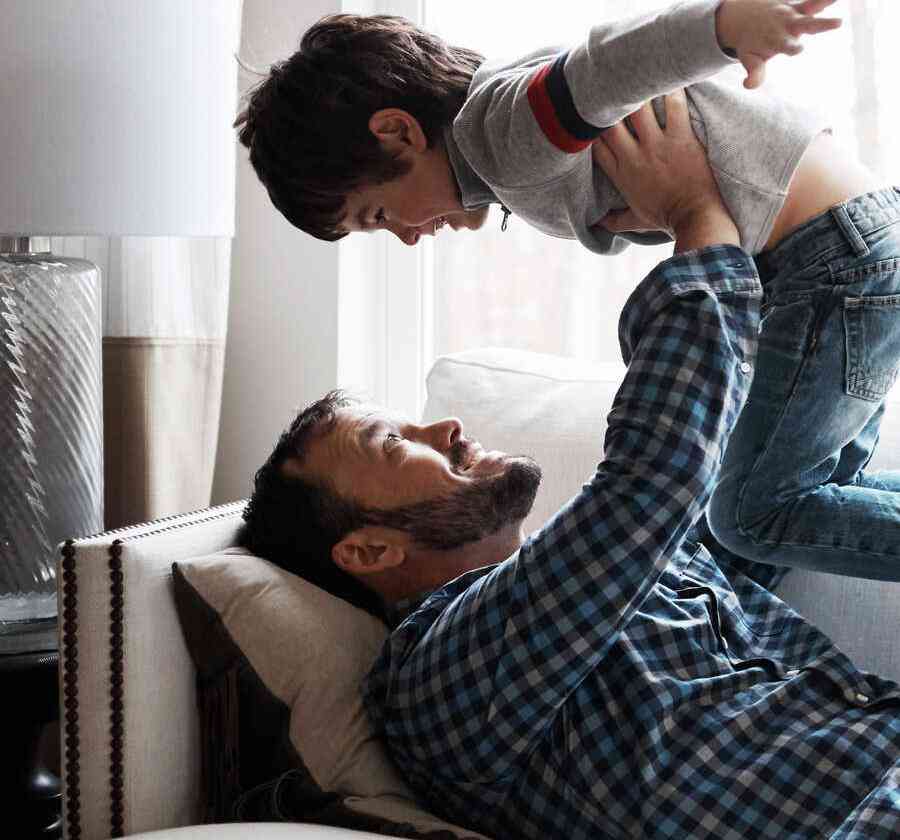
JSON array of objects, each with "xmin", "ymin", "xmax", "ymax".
[{"xmin": 448, "ymin": 206, "xmax": 490, "ymax": 231}]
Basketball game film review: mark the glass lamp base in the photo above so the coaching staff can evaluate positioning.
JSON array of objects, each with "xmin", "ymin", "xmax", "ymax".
[{"xmin": 0, "ymin": 248, "xmax": 103, "ymax": 653}]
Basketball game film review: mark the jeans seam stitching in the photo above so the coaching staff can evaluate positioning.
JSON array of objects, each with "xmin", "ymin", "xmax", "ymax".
[
  {"xmin": 734, "ymin": 298, "xmax": 825, "ymax": 538},
  {"xmin": 728, "ymin": 530, "xmax": 900, "ymax": 559}
]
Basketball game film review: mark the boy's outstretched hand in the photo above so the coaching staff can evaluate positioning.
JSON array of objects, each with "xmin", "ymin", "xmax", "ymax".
[{"xmin": 716, "ymin": 0, "xmax": 842, "ymax": 89}]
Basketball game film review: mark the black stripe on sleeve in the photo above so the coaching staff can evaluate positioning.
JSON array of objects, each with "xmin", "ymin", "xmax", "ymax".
[{"xmin": 544, "ymin": 52, "xmax": 604, "ymax": 143}]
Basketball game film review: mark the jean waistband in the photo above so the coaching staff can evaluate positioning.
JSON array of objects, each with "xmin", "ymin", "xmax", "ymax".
[{"xmin": 755, "ymin": 187, "xmax": 900, "ymax": 282}]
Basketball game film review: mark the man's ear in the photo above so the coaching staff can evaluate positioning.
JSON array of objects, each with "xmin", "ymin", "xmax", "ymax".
[
  {"xmin": 368, "ymin": 108, "xmax": 427, "ymax": 154},
  {"xmin": 332, "ymin": 526, "xmax": 408, "ymax": 576}
]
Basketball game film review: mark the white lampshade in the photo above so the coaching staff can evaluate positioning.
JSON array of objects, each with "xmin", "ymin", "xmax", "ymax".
[{"xmin": 0, "ymin": 1, "xmax": 242, "ymax": 237}]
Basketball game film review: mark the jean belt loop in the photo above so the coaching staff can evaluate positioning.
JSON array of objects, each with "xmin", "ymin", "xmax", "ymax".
[{"xmin": 830, "ymin": 203, "xmax": 870, "ymax": 257}]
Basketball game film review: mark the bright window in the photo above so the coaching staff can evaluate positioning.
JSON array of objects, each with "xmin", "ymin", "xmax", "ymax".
[{"xmin": 339, "ymin": 1, "xmax": 900, "ymax": 419}]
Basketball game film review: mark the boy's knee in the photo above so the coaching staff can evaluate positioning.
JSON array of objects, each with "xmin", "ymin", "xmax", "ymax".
[{"xmin": 707, "ymin": 486, "xmax": 766, "ymax": 561}]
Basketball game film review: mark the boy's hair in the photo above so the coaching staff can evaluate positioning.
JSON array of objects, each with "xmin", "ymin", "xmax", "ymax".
[{"xmin": 234, "ymin": 14, "xmax": 484, "ymax": 241}]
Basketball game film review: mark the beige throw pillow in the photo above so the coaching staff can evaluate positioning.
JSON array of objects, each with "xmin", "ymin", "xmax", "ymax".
[{"xmin": 173, "ymin": 548, "xmax": 489, "ymax": 839}]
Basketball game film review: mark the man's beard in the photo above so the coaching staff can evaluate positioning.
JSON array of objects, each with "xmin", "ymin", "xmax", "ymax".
[{"xmin": 363, "ymin": 449, "xmax": 542, "ymax": 551}]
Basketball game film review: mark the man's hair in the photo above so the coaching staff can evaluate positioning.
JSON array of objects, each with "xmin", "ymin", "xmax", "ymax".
[
  {"xmin": 234, "ymin": 14, "xmax": 484, "ymax": 241},
  {"xmin": 241, "ymin": 389, "xmax": 385, "ymax": 619}
]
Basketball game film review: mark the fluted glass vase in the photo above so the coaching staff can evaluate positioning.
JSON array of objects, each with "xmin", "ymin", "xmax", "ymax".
[{"xmin": 0, "ymin": 239, "xmax": 103, "ymax": 653}]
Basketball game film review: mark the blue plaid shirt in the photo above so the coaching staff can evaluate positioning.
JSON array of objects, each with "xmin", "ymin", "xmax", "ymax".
[{"xmin": 363, "ymin": 246, "xmax": 900, "ymax": 839}]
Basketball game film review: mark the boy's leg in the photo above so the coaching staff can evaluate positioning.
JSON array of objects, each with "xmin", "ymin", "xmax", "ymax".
[
  {"xmin": 833, "ymin": 402, "xmax": 900, "ymax": 493},
  {"xmin": 708, "ymin": 189, "xmax": 900, "ymax": 581}
]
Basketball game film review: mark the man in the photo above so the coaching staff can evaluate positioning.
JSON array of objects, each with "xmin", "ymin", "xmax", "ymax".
[{"xmin": 243, "ymin": 92, "xmax": 900, "ymax": 838}]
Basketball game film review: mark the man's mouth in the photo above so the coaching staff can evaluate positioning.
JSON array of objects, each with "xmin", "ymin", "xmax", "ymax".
[
  {"xmin": 451, "ymin": 439, "xmax": 478, "ymax": 473},
  {"xmin": 455, "ymin": 440, "xmax": 488, "ymax": 473}
]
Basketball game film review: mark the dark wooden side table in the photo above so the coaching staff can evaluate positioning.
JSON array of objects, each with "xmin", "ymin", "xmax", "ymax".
[{"xmin": 0, "ymin": 649, "xmax": 62, "ymax": 839}]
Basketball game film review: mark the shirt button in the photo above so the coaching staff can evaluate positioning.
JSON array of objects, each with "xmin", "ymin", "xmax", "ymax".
[
  {"xmin": 844, "ymin": 688, "xmax": 869, "ymax": 705},
  {"xmin": 740, "ymin": 362, "xmax": 752, "ymax": 374}
]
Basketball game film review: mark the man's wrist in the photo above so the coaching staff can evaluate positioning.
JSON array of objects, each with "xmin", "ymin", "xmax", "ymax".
[{"xmin": 672, "ymin": 208, "xmax": 740, "ymax": 253}]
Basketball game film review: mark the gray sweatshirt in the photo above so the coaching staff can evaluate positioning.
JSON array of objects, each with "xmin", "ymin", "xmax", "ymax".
[{"xmin": 445, "ymin": 0, "xmax": 828, "ymax": 255}]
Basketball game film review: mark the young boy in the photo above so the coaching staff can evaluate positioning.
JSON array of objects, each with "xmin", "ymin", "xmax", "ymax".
[{"xmin": 236, "ymin": 0, "xmax": 900, "ymax": 581}]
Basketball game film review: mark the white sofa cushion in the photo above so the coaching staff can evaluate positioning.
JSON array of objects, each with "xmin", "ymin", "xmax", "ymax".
[{"xmin": 422, "ymin": 347, "xmax": 900, "ymax": 683}]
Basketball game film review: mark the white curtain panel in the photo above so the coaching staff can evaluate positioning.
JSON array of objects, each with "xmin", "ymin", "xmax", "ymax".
[{"xmin": 51, "ymin": 236, "xmax": 231, "ymax": 529}]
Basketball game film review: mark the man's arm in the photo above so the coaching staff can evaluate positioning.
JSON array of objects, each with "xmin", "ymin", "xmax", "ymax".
[
  {"xmin": 382, "ymin": 246, "xmax": 760, "ymax": 783},
  {"xmin": 377, "ymin": 93, "xmax": 760, "ymax": 782}
]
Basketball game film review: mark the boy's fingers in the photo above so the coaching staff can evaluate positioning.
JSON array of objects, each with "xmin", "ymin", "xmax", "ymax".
[
  {"xmin": 793, "ymin": 0, "xmax": 838, "ymax": 15},
  {"xmin": 789, "ymin": 15, "xmax": 842, "ymax": 36}
]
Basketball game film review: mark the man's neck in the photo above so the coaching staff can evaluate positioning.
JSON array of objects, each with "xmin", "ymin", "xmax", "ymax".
[{"xmin": 375, "ymin": 521, "xmax": 526, "ymax": 608}]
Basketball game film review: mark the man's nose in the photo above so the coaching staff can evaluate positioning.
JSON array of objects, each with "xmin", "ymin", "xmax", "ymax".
[{"xmin": 420, "ymin": 417, "xmax": 463, "ymax": 451}]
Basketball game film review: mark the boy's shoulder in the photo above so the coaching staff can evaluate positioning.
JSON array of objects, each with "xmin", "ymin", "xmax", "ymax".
[
  {"xmin": 452, "ymin": 44, "xmax": 570, "ymax": 190},
  {"xmin": 467, "ymin": 44, "xmax": 566, "ymax": 98}
]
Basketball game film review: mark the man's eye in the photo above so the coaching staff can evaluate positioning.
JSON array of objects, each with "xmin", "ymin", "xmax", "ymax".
[
  {"xmin": 374, "ymin": 208, "xmax": 386, "ymax": 226},
  {"xmin": 384, "ymin": 432, "xmax": 402, "ymax": 451}
]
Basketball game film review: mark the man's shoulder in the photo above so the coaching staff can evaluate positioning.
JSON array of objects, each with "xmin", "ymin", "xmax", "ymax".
[{"xmin": 361, "ymin": 563, "xmax": 504, "ymax": 730}]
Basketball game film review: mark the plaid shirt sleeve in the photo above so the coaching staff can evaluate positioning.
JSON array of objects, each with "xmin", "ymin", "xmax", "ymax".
[{"xmin": 365, "ymin": 245, "xmax": 762, "ymax": 785}]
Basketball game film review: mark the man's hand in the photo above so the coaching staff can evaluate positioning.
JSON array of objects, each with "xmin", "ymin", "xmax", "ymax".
[
  {"xmin": 716, "ymin": 0, "xmax": 842, "ymax": 89},
  {"xmin": 592, "ymin": 90, "xmax": 739, "ymax": 253}
]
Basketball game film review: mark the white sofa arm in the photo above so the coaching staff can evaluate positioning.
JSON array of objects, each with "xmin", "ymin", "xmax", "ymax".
[{"xmin": 58, "ymin": 502, "xmax": 247, "ymax": 840}]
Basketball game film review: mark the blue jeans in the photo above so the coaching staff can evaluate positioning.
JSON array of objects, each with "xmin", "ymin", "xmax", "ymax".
[{"xmin": 707, "ymin": 188, "xmax": 900, "ymax": 581}]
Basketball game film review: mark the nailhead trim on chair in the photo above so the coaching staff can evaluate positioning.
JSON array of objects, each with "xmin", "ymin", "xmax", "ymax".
[
  {"xmin": 61, "ymin": 540, "xmax": 82, "ymax": 840},
  {"xmin": 109, "ymin": 540, "xmax": 125, "ymax": 839},
  {"xmin": 60, "ymin": 501, "xmax": 246, "ymax": 839}
]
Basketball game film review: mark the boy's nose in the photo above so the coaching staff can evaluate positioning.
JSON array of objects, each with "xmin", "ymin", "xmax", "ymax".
[{"xmin": 384, "ymin": 221, "xmax": 420, "ymax": 246}]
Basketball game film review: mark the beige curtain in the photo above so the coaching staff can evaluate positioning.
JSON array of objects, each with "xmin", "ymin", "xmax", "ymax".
[{"xmin": 52, "ymin": 236, "xmax": 231, "ymax": 530}]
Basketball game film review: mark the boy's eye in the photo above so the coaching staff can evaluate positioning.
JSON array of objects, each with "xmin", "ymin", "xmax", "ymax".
[
  {"xmin": 374, "ymin": 208, "xmax": 386, "ymax": 226},
  {"xmin": 384, "ymin": 432, "xmax": 402, "ymax": 451}
]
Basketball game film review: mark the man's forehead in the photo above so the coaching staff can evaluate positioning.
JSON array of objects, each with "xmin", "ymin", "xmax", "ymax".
[
  {"xmin": 283, "ymin": 404, "xmax": 380, "ymax": 480},
  {"xmin": 294, "ymin": 403, "xmax": 405, "ymax": 491},
  {"xmin": 311, "ymin": 404, "xmax": 406, "ymax": 453},
  {"xmin": 337, "ymin": 404, "xmax": 407, "ymax": 432}
]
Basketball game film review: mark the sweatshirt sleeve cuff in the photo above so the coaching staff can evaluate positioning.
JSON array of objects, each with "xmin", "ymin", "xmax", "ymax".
[{"xmin": 663, "ymin": 0, "xmax": 739, "ymax": 81}]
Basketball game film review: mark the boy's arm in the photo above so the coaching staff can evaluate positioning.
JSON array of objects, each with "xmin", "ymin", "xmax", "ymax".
[{"xmin": 456, "ymin": 0, "xmax": 839, "ymax": 186}]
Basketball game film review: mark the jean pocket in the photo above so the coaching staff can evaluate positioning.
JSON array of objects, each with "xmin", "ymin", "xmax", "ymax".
[{"xmin": 843, "ymin": 293, "xmax": 900, "ymax": 401}]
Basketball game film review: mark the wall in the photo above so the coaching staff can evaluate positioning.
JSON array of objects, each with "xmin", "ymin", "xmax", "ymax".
[{"xmin": 212, "ymin": 0, "xmax": 342, "ymax": 504}]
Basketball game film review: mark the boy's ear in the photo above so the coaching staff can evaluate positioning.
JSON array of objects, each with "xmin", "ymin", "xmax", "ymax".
[
  {"xmin": 332, "ymin": 526, "xmax": 408, "ymax": 576},
  {"xmin": 368, "ymin": 108, "xmax": 427, "ymax": 154}
]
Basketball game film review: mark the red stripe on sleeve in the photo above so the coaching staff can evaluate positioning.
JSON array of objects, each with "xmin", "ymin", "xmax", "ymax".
[{"xmin": 526, "ymin": 63, "xmax": 592, "ymax": 154}]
